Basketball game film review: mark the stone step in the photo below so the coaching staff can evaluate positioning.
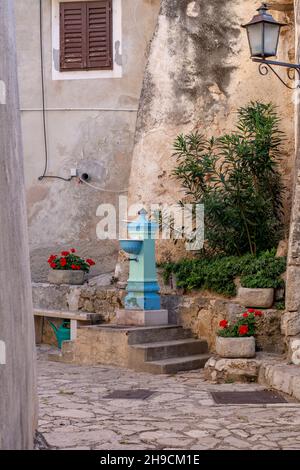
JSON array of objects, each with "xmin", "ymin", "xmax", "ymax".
[
  {"xmin": 131, "ymin": 338, "xmax": 208, "ymax": 361},
  {"xmin": 127, "ymin": 325, "xmax": 193, "ymax": 345},
  {"xmin": 144, "ymin": 354, "xmax": 211, "ymax": 375}
]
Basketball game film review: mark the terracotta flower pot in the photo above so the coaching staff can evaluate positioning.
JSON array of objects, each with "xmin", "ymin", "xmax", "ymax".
[
  {"xmin": 216, "ymin": 336, "xmax": 256, "ymax": 358},
  {"xmin": 48, "ymin": 269, "xmax": 85, "ymax": 285}
]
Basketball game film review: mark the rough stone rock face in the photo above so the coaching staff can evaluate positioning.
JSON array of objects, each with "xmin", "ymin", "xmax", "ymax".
[
  {"xmin": 128, "ymin": 0, "xmax": 294, "ymax": 264},
  {"xmin": 204, "ymin": 357, "xmax": 262, "ymax": 383}
]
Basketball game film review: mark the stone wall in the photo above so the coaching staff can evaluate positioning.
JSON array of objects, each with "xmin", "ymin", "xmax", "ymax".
[
  {"xmin": 284, "ymin": 0, "xmax": 300, "ymax": 352},
  {"xmin": 175, "ymin": 295, "xmax": 286, "ymax": 355},
  {"xmin": 15, "ymin": 0, "xmax": 160, "ymax": 282},
  {"xmin": 33, "ymin": 282, "xmax": 285, "ymax": 354}
]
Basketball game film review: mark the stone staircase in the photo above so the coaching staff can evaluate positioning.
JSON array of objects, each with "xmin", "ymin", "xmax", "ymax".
[
  {"xmin": 48, "ymin": 323, "xmax": 210, "ymax": 374},
  {"xmin": 127, "ymin": 326, "xmax": 210, "ymax": 374}
]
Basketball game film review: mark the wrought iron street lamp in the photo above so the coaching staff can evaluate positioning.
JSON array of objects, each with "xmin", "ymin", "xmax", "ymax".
[{"xmin": 242, "ymin": 3, "xmax": 300, "ymax": 89}]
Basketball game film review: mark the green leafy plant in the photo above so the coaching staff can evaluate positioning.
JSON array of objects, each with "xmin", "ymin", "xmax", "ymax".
[
  {"xmin": 161, "ymin": 250, "xmax": 286, "ymax": 297},
  {"xmin": 217, "ymin": 309, "xmax": 263, "ymax": 338},
  {"xmin": 48, "ymin": 249, "xmax": 95, "ymax": 273},
  {"xmin": 274, "ymin": 301, "xmax": 285, "ymax": 311},
  {"xmin": 240, "ymin": 250, "xmax": 286, "ymax": 288},
  {"xmin": 172, "ymin": 102, "xmax": 285, "ymax": 256}
]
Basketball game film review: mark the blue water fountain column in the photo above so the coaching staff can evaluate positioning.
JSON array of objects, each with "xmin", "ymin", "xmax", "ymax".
[{"xmin": 118, "ymin": 209, "xmax": 168, "ymax": 326}]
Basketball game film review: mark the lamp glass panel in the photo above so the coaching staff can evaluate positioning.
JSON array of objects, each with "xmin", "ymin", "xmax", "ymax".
[
  {"xmin": 264, "ymin": 23, "xmax": 280, "ymax": 57},
  {"xmin": 247, "ymin": 23, "xmax": 264, "ymax": 57}
]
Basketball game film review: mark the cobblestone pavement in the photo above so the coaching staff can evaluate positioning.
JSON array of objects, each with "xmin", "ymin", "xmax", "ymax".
[{"xmin": 37, "ymin": 347, "xmax": 300, "ymax": 450}]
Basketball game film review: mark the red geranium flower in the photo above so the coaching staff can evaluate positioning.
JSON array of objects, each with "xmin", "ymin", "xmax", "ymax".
[
  {"xmin": 219, "ymin": 320, "xmax": 228, "ymax": 328},
  {"xmin": 61, "ymin": 251, "xmax": 70, "ymax": 257},
  {"xmin": 71, "ymin": 264, "xmax": 77, "ymax": 270},
  {"xmin": 255, "ymin": 310, "xmax": 263, "ymax": 317},
  {"xmin": 248, "ymin": 309, "xmax": 255, "ymax": 313},
  {"xmin": 60, "ymin": 258, "xmax": 67, "ymax": 267},
  {"xmin": 70, "ymin": 248, "xmax": 76, "ymax": 253},
  {"xmin": 50, "ymin": 262, "xmax": 56, "ymax": 269},
  {"xmin": 86, "ymin": 259, "xmax": 95, "ymax": 266},
  {"xmin": 238, "ymin": 325, "xmax": 249, "ymax": 336},
  {"xmin": 243, "ymin": 313, "xmax": 249, "ymax": 318},
  {"xmin": 48, "ymin": 255, "xmax": 56, "ymax": 264}
]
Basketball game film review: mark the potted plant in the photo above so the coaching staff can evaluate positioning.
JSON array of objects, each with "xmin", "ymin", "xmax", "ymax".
[
  {"xmin": 47, "ymin": 249, "xmax": 95, "ymax": 285},
  {"xmin": 216, "ymin": 309, "xmax": 263, "ymax": 358},
  {"xmin": 237, "ymin": 253, "xmax": 286, "ymax": 309}
]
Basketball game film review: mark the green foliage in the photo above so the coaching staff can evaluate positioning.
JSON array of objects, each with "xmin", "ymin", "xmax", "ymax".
[
  {"xmin": 172, "ymin": 102, "xmax": 285, "ymax": 256},
  {"xmin": 162, "ymin": 250, "xmax": 286, "ymax": 297},
  {"xmin": 240, "ymin": 250, "xmax": 286, "ymax": 288},
  {"xmin": 274, "ymin": 301, "xmax": 285, "ymax": 311}
]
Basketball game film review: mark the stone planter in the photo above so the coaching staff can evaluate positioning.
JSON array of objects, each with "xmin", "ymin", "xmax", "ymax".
[
  {"xmin": 48, "ymin": 270, "xmax": 85, "ymax": 285},
  {"xmin": 238, "ymin": 287, "xmax": 274, "ymax": 309},
  {"xmin": 216, "ymin": 336, "xmax": 256, "ymax": 358}
]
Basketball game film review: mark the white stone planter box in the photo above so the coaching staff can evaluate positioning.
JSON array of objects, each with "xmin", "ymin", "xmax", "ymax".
[
  {"xmin": 216, "ymin": 336, "xmax": 256, "ymax": 358},
  {"xmin": 48, "ymin": 270, "xmax": 85, "ymax": 285},
  {"xmin": 238, "ymin": 287, "xmax": 274, "ymax": 308}
]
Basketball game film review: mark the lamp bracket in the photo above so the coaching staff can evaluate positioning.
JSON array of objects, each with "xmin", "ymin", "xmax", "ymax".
[{"xmin": 252, "ymin": 58, "xmax": 300, "ymax": 90}]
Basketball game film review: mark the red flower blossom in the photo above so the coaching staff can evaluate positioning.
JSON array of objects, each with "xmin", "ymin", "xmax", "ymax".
[
  {"xmin": 61, "ymin": 251, "xmax": 70, "ymax": 257},
  {"xmin": 243, "ymin": 313, "xmax": 249, "ymax": 318},
  {"xmin": 219, "ymin": 320, "xmax": 228, "ymax": 329},
  {"xmin": 60, "ymin": 258, "xmax": 67, "ymax": 267},
  {"xmin": 70, "ymin": 248, "xmax": 76, "ymax": 253},
  {"xmin": 48, "ymin": 255, "xmax": 56, "ymax": 264},
  {"xmin": 248, "ymin": 309, "xmax": 255, "ymax": 313},
  {"xmin": 50, "ymin": 262, "xmax": 56, "ymax": 269},
  {"xmin": 86, "ymin": 259, "xmax": 95, "ymax": 266},
  {"xmin": 255, "ymin": 310, "xmax": 263, "ymax": 317},
  {"xmin": 238, "ymin": 325, "xmax": 249, "ymax": 336},
  {"xmin": 71, "ymin": 264, "xmax": 77, "ymax": 270}
]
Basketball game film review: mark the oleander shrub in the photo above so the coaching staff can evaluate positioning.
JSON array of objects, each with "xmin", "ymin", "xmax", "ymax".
[{"xmin": 172, "ymin": 102, "xmax": 285, "ymax": 256}]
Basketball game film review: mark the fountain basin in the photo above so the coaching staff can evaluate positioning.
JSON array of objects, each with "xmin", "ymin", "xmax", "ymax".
[{"xmin": 120, "ymin": 239, "xmax": 143, "ymax": 255}]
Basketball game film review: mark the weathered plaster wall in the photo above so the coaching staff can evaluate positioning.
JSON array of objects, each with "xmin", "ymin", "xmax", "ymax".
[
  {"xmin": 15, "ymin": 0, "xmax": 160, "ymax": 281},
  {"xmin": 0, "ymin": 0, "xmax": 37, "ymax": 449},
  {"xmin": 128, "ymin": 0, "xmax": 295, "ymax": 263}
]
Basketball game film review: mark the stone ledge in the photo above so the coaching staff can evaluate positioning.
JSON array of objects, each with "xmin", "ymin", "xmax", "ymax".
[{"xmin": 259, "ymin": 362, "xmax": 300, "ymax": 401}]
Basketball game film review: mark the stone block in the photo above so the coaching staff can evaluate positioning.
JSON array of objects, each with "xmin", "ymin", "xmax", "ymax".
[
  {"xmin": 204, "ymin": 356, "xmax": 261, "ymax": 383},
  {"xmin": 286, "ymin": 265, "xmax": 300, "ymax": 311},
  {"xmin": 281, "ymin": 311, "xmax": 300, "ymax": 336},
  {"xmin": 290, "ymin": 337, "xmax": 300, "ymax": 365},
  {"xmin": 116, "ymin": 309, "xmax": 169, "ymax": 326},
  {"xmin": 237, "ymin": 287, "xmax": 274, "ymax": 309},
  {"xmin": 216, "ymin": 336, "xmax": 256, "ymax": 358}
]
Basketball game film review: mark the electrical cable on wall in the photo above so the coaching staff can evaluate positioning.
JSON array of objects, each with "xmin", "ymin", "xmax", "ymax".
[
  {"xmin": 79, "ymin": 176, "xmax": 128, "ymax": 193},
  {"xmin": 38, "ymin": 0, "xmax": 72, "ymax": 182}
]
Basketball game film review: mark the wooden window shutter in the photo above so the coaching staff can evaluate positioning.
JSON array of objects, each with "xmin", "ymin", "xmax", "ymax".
[
  {"xmin": 86, "ymin": 1, "xmax": 113, "ymax": 70},
  {"xmin": 60, "ymin": 1, "xmax": 113, "ymax": 72},
  {"xmin": 60, "ymin": 2, "xmax": 87, "ymax": 70}
]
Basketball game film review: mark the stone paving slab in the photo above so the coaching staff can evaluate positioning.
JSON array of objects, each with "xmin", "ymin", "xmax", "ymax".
[{"xmin": 37, "ymin": 346, "xmax": 300, "ymax": 450}]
